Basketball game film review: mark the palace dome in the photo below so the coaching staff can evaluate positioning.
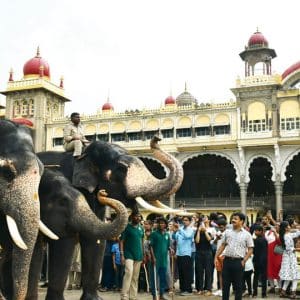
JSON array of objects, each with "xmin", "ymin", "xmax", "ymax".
[
  {"xmin": 176, "ymin": 85, "xmax": 197, "ymax": 106},
  {"xmin": 248, "ymin": 30, "xmax": 268, "ymax": 48},
  {"xmin": 23, "ymin": 48, "xmax": 50, "ymax": 78},
  {"xmin": 102, "ymin": 102, "xmax": 114, "ymax": 111},
  {"xmin": 165, "ymin": 96, "xmax": 175, "ymax": 105},
  {"xmin": 282, "ymin": 61, "xmax": 300, "ymax": 80}
]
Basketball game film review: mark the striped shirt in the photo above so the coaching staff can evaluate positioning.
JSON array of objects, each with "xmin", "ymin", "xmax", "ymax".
[{"xmin": 221, "ymin": 227, "xmax": 254, "ymax": 258}]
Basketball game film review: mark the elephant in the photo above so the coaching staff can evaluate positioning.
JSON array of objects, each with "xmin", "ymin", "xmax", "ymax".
[
  {"xmin": 26, "ymin": 168, "xmax": 128, "ymax": 300},
  {"xmin": 0, "ymin": 120, "xmax": 57, "ymax": 300},
  {"xmin": 37, "ymin": 135, "xmax": 184, "ymax": 300}
]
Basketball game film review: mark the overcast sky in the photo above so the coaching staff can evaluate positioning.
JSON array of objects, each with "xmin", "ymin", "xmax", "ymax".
[{"xmin": 1, "ymin": 0, "xmax": 299, "ymax": 115}]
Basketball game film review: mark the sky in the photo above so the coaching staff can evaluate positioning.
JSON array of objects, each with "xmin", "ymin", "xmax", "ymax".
[{"xmin": 1, "ymin": 0, "xmax": 300, "ymax": 115}]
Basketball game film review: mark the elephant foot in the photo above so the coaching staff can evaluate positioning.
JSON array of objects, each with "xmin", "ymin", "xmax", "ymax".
[{"xmin": 80, "ymin": 291, "xmax": 104, "ymax": 300}]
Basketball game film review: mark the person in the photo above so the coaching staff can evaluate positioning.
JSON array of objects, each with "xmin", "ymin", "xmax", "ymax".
[
  {"xmin": 99, "ymin": 237, "xmax": 115, "ymax": 292},
  {"xmin": 213, "ymin": 218, "xmax": 227, "ymax": 297},
  {"xmin": 149, "ymin": 217, "xmax": 172, "ymax": 300},
  {"xmin": 67, "ymin": 243, "xmax": 81, "ymax": 290},
  {"xmin": 120, "ymin": 212, "xmax": 144, "ymax": 300},
  {"xmin": 242, "ymin": 253, "xmax": 253, "ymax": 297},
  {"xmin": 278, "ymin": 221, "xmax": 300, "ymax": 299},
  {"xmin": 194, "ymin": 215, "xmax": 214, "ymax": 296},
  {"xmin": 264, "ymin": 218, "xmax": 282, "ymax": 293},
  {"xmin": 252, "ymin": 225, "xmax": 268, "ymax": 298},
  {"xmin": 249, "ymin": 216, "xmax": 262, "ymax": 235},
  {"xmin": 63, "ymin": 112, "xmax": 90, "ymax": 157},
  {"xmin": 214, "ymin": 212, "xmax": 254, "ymax": 300},
  {"xmin": 173, "ymin": 216, "xmax": 194, "ymax": 296},
  {"xmin": 111, "ymin": 237, "xmax": 124, "ymax": 291}
]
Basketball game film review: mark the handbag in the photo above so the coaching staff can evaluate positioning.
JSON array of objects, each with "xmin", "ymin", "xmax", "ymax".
[{"xmin": 274, "ymin": 244, "xmax": 284, "ymax": 255}]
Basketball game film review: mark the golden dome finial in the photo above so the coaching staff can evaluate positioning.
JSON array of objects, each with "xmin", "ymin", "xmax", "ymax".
[{"xmin": 184, "ymin": 82, "xmax": 188, "ymax": 92}]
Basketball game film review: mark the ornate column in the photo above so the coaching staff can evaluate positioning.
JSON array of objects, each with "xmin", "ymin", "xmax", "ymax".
[
  {"xmin": 274, "ymin": 178, "xmax": 283, "ymax": 220},
  {"xmin": 239, "ymin": 181, "xmax": 248, "ymax": 215}
]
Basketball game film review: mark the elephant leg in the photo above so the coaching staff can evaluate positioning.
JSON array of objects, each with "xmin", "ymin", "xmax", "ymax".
[
  {"xmin": 0, "ymin": 246, "xmax": 12, "ymax": 299},
  {"xmin": 80, "ymin": 236, "xmax": 104, "ymax": 300},
  {"xmin": 46, "ymin": 238, "xmax": 76, "ymax": 300},
  {"xmin": 26, "ymin": 236, "xmax": 45, "ymax": 300}
]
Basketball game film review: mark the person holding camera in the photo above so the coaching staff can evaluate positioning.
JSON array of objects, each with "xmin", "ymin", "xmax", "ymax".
[{"xmin": 194, "ymin": 215, "xmax": 216, "ymax": 296}]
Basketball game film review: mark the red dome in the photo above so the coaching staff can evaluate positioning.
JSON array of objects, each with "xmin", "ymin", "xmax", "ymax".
[
  {"xmin": 248, "ymin": 31, "xmax": 268, "ymax": 48},
  {"xmin": 282, "ymin": 61, "xmax": 300, "ymax": 80},
  {"xmin": 12, "ymin": 118, "xmax": 34, "ymax": 127},
  {"xmin": 102, "ymin": 102, "xmax": 114, "ymax": 111},
  {"xmin": 165, "ymin": 96, "xmax": 175, "ymax": 105},
  {"xmin": 23, "ymin": 48, "xmax": 50, "ymax": 78}
]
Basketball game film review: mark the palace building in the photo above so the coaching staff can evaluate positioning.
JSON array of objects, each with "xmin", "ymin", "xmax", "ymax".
[{"xmin": 1, "ymin": 30, "xmax": 300, "ymax": 221}]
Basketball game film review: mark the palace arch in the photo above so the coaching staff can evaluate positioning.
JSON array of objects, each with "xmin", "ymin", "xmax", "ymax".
[
  {"xmin": 176, "ymin": 154, "xmax": 239, "ymax": 208},
  {"xmin": 247, "ymin": 157, "xmax": 274, "ymax": 209},
  {"xmin": 283, "ymin": 151, "xmax": 300, "ymax": 213}
]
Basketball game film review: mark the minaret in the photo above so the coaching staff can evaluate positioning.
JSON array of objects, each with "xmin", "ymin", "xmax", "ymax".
[
  {"xmin": 239, "ymin": 28, "xmax": 276, "ymax": 77},
  {"xmin": 1, "ymin": 47, "xmax": 70, "ymax": 152}
]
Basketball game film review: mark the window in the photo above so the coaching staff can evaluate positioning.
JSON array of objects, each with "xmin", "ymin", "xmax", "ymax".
[
  {"xmin": 127, "ymin": 132, "xmax": 142, "ymax": 141},
  {"xmin": 176, "ymin": 128, "xmax": 192, "ymax": 138},
  {"xmin": 14, "ymin": 101, "xmax": 21, "ymax": 116},
  {"xmin": 111, "ymin": 133, "xmax": 125, "ymax": 142},
  {"xmin": 161, "ymin": 129, "xmax": 174, "ymax": 138},
  {"xmin": 97, "ymin": 134, "xmax": 109, "ymax": 142},
  {"xmin": 22, "ymin": 100, "xmax": 28, "ymax": 116},
  {"xmin": 248, "ymin": 119, "xmax": 266, "ymax": 132},
  {"xmin": 144, "ymin": 130, "xmax": 158, "ymax": 140},
  {"xmin": 280, "ymin": 117, "xmax": 300, "ymax": 130},
  {"xmin": 29, "ymin": 99, "xmax": 34, "ymax": 116},
  {"xmin": 242, "ymin": 120, "xmax": 246, "ymax": 132},
  {"xmin": 195, "ymin": 126, "xmax": 210, "ymax": 136},
  {"xmin": 52, "ymin": 137, "xmax": 63, "ymax": 147},
  {"xmin": 213, "ymin": 125, "xmax": 230, "ymax": 135}
]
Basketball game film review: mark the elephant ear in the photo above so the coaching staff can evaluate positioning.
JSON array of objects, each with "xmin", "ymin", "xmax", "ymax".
[{"xmin": 72, "ymin": 157, "xmax": 98, "ymax": 193}]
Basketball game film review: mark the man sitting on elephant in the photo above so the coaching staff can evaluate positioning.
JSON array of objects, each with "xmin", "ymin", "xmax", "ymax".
[{"xmin": 63, "ymin": 112, "xmax": 90, "ymax": 157}]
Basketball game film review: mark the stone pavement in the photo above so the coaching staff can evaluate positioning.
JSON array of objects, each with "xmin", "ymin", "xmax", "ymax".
[{"xmin": 38, "ymin": 288, "xmax": 282, "ymax": 300}]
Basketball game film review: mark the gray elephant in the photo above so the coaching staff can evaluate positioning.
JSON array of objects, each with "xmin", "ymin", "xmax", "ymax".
[
  {"xmin": 37, "ymin": 135, "xmax": 184, "ymax": 300},
  {"xmin": 0, "ymin": 120, "xmax": 56, "ymax": 300},
  {"xmin": 26, "ymin": 168, "xmax": 128, "ymax": 300}
]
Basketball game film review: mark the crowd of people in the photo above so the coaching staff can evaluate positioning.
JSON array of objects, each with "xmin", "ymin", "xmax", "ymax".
[{"xmin": 40, "ymin": 209, "xmax": 300, "ymax": 300}]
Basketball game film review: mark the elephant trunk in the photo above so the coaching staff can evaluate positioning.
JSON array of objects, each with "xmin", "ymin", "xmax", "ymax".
[
  {"xmin": 71, "ymin": 191, "xmax": 128, "ymax": 239},
  {"xmin": 125, "ymin": 135, "xmax": 183, "ymax": 200},
  {"xmin": 0, "ymin": 160, "xmax": 40, "ymax": 300}
]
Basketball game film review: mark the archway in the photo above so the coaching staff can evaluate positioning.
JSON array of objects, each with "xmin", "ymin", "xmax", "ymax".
[
  {"xmin": 283, "ymin": 152, "xmax": 300, "ymax": 213},
  {"xmin": 177, "ymin": 154, "xmax": 239, "ymax": 208},
  {"xmin": 247, "ymin": 157, "xmax": 274, "ymax": 209}
]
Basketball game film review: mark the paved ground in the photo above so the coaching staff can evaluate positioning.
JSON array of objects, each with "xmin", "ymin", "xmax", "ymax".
[{"xmin": 38, "ymin": 288, "xmax": 282, "ymax": 300}]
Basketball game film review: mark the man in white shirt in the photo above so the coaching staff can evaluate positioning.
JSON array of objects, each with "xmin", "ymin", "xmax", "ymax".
[
  {"xmin": 63, "ymin": 112, "xmax": 90, "ymax": 157},
  {"xmin": 214, "ymin": 212, "xmax": 254, "ymax": 300}
]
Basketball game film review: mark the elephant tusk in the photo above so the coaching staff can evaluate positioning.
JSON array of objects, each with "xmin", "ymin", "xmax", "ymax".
[
  {"xmin": 39, "ymin": 221, "xmax": 59, "ymax": 240},
  {"xmin": 135, "ymin": 197, "xmax": 183, "ymax": 214},
  {"xmin": 174, "ymin": 211, "xmax": 194, "ymax": 216},
  {"xmin": 150, "ymin": 200, "xmax": 194, "ymax": 216},
  {"xmin": 6, "ymin": 215, "xmax": 28, "ymax": 250},
  {"xmin": 151, "ymin": 199, "xmax": 174, "ymax": 209}
]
